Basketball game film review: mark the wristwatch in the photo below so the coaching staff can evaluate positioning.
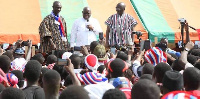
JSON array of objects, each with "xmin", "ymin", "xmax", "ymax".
[{"xmin": 184, "ymin": 48, "xmax": 190, "ymax": 51}]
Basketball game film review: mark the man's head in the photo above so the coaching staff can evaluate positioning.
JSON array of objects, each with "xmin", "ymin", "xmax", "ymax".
[
  {"xmin": 183, "ymin": 67, "xmax": 200, "ymax": 91},
  {"xmin": 162, "ymin": 70, "xmax": 183, "ymax": 95},
  {"xmin": 13, "ymin": 48, "xmax": 25, "ymax": 58},
  {"xmin": 82, "ymin": 7, "xmax": 91, "ymax": 20},
  {"xmin": 43, "ymin": 70, "xmax": 61, "ymax": 96},
  {"xmin": 90, "ymin": 41, "xmax": 99, "ymax": 54},
  {"xmin": 46, "ymin": 54, "xmax": 57, "ymax": 64},
  {"xmin": 116, "ymin": 51, "xmax": 128, "ymax": 61},
  {"xmin": 2, "ymin": 50, "xmax": 14, "ymax": 61},
  {"xmin": 24, "ymin": 60, "xmax": 42, "ymax": 83},
  {"xmin": 194, "ymin": 61, "xmax": 200, "ymax": 70},
  {"xmin": 0, "ymin": 55, "xmax": 11, "ymax": 73},
  {"xmin": 108, "ymin": 58, "xmax": 128, "ymax": 78},
  {"xmin": 160, "ymin": 38, "xmax": 168, "ymax": 46},
  {"xmin": 131, "ymin": 79, "xmax": 160, "ymax": 99},
  {"xmin": 116, "ymin": 2, "xmax": 126, "ymax": 16},
  {"xmin": 103, "ymin": 89, "xmax": 126, "ymax": 99},
  {"xmin": 142, "ymin": 63, "xmax": 154, "ymax": 75},
  {"xmin": 64, "ymin": 75, "xmax": 72, "ymax": 87},
  {"xmin": 102, "ymin": 89, "xmax": 126, "ymax": 99},
  {"xmin": 52, "ymin": 1, "xmax": 62, "ymax": 16},
  {"xmin": 153, "ymin": 62, "xmax": 172, "ymax": 83},
  {"xmin": 140, "ymin": 74, "xmax": 152, "ymax": 80},
  {"xmin": 187, "ymin": 55, "xmax": 198, "ymax": 65},
  {"xmin": 93, "ymin": 44, "xmax": 107, "ymax": 61},
  {"xmin": 171, "ymin": 59, "xmax": 184, "ymax": 71},
  {"xmin": 1, "ymin": 87, "xmax": 25, "ymax": 99},
  {"xmin": 59, "ymin": 85, "xmax": 89, "ymax": 99},
  {"xmin": 31, "ymin": 53, "xmax": 45, "ymax": 65},
  {"xmin": 69, "ymin": 54, "xmax": 81, "ymax": 69}
]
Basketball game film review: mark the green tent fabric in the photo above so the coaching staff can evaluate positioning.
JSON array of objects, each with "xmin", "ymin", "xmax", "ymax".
[
  {"xmin": 39, "ymin": 0, "xmax": 88, "ymax": 40},
  {"xmin": 130, "ymin": 0, "xmax": 175, "ymax": 43}
]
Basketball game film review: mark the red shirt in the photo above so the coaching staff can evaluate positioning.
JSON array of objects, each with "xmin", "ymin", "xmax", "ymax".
[{"xmin": 120, "ymin": 88, "xmax": 132, "ymax": 99}]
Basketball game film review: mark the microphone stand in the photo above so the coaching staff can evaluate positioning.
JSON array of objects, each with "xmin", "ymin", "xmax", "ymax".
[
  {"xmin": 180, "ymin": 22, "xmax": 185, "ymax": 50},
  {"xmin": 188, "ymin": 25, "xmax": 196, "ymax": 30}
]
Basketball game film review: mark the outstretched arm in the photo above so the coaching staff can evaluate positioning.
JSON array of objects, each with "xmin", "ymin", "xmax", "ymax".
[
  {"xmin": 178, "ymin": 41, "xmax": 194, "ymax": 69},
  {"xmin": 64, "ymin": 59, "xmax": 81, "ymax": 86},
  {"xmin": 25, "ymin": 40, "xmax": 32, "ymax": 61}
]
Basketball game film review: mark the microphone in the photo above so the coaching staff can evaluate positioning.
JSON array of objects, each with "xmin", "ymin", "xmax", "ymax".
[{"xmin": 86, "ymin": 19, "xmax": 91, "ymax": 31}]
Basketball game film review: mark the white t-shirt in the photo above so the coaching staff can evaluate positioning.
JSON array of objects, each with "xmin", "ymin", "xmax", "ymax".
[{"xmin": 10, "ymin": 58, "xmax": 27, "ymax": 72}]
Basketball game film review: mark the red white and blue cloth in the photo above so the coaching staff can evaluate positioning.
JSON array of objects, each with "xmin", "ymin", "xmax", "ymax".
[
  {"xmin": 6, "ymin": 73, "xmax": 18, "ymax": 88},
  {"xmin": 51, "ymin": 12, "xmax": 67, "ymax": 41},
  {"xmin": 76, "ymin": 72, "xmax": 108, "ymax": 85},
  {"xmin": 144, "ymin": 47, "xmax": 167, "ymax": 66},
  {"xmin": 162, "ymin": 91, "xmax": 198, "ymax": 99},
  {"xmin": 10, "ymin": 58, "xmax": 27, "ymax": 72},
  {"xmin": 85, "ymin": 54, "xmax": 99, "ymax": 71}
]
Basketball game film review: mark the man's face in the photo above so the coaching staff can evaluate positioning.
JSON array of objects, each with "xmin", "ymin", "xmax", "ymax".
[
  {"xmin": 82, "ymin": 9, "xmax": 91, "ymax": 20},
  {"xmin": 116, "ymin": 4, "xmax": 125, "ymax": 15},
  {"xmin": 53, "ymin": 2, "xmax": 62, "ymax": 15},
  {"xmin": 160, "ymin": 39, "xmax": 168, "ymax": 46}
]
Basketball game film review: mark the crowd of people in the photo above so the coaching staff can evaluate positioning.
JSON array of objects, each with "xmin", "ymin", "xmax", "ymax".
[{"xmin": 0, "ymin": 1, "xmax": 200, "ymax": 99}]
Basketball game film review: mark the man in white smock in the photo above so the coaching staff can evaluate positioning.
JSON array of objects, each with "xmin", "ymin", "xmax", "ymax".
[{"xmin": 70, "ymin": 7, "xmax": 102, "ymax": 49}]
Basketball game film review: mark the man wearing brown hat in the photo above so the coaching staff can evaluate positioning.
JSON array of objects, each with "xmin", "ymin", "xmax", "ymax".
[{"xmin": 93, "ymin": 44, "xmax": 109, "ymax": 65}]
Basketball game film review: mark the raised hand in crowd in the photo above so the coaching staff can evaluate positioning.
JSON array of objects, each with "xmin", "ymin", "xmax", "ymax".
[
  {"xmin": 135, "ymin": 49, "xmax": 145, "ymax": 63},
  {"xmin": 64, "ymin": 59, "xmax": 74, "ymax": 72},
  {"xmin": 15, "ymin": 39, "xmax": 23, "ymax": 48},
  {"xmin": 25, "ymin": 40, "xmax": 32, "ymax": 61},
  {"xmin": 81, "ymin": 46, "xmax": 89, "ymax": 56},
  {"xmin": 185, "ymin": 41, "xmax": 194, "ymax": 50},
  {"xmin": 64, "ymin": 59, "xmax": 81, "ymax": 86},
  {"xmin": 27, "ymin": 39, "xmax": 32, "ymax": 48},
  {"xmin": 179, "ymin": 41, "xmax": 194, "ymax": 69},
  {"xmin": 10, "ymin": 39, "xmax": 23, "ymax": 52}
]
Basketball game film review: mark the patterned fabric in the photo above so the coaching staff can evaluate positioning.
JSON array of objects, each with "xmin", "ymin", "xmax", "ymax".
[
  {"xmin": 162, "ymin": 91, "xmax": 198, "ymax": 99},
  {"xmin": 76, "ymin": 72, "xmax": 108, "ymax": 85},
  {"xmin": 105, "ymin": 13, "xmax": 137, "ymax": 46},
  {"xmin": 187, "ymin": 90, "xmax": 200, "ymax": 99},
  {"xmin": 84, "ymin": 54, "xmax": 99, "ymax": 71},
  {"xmin": 39, "ymin": 14, "xmax": 68, "ymax": 53},
  {"xmin": 51, "ymin": 12, "xmax": 66, "ymax": 38},
  {"xmin": 6, "ymin": 73, "xmax": 18, "ymax": 87},
  {"xmin": 10, "ymin": 58, "xmax": 27, "ymax": 72},
  {"xmin": 144, "ymin": 47, "xmax": 167, "ymax": 66},
  {"xmin": 47, "ymin": 63, "xmax": 55, "ymax": 70}
]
